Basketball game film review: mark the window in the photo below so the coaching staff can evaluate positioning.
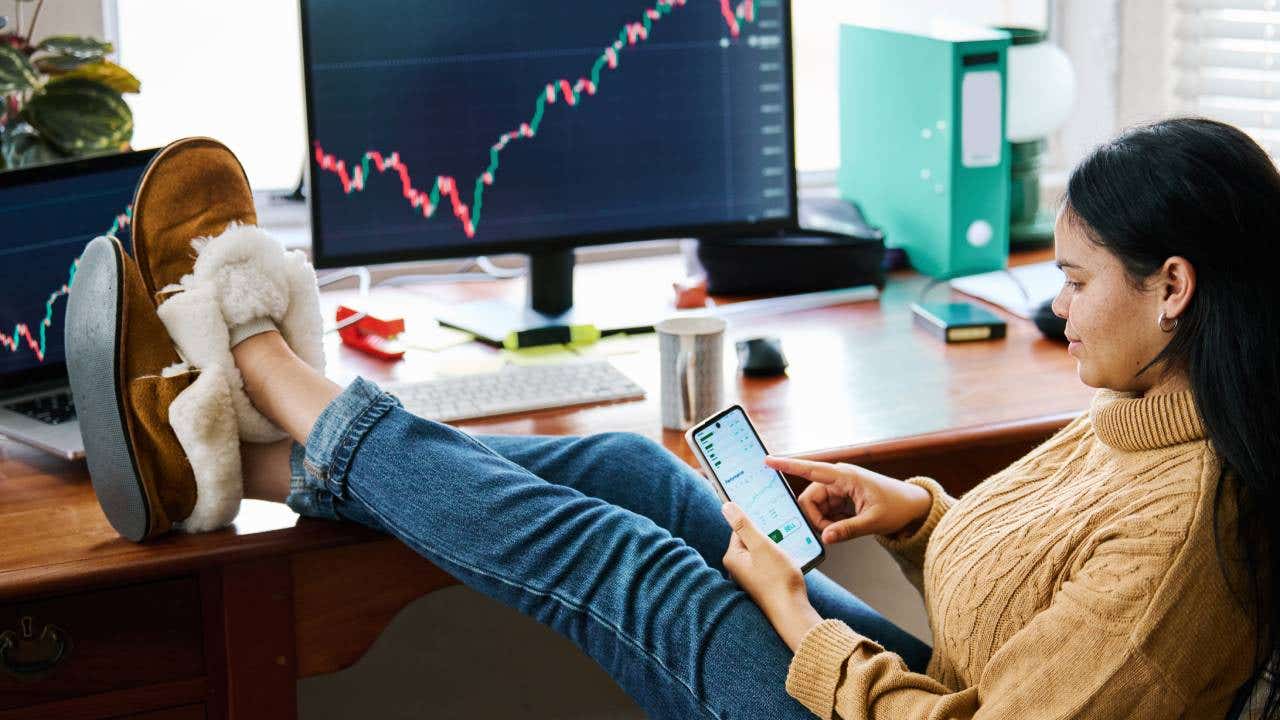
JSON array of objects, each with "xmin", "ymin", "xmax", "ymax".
[
  {"xmin": 110, "ymin": 0, "xmax": 306, "ymax": 190},
  {"xmin": 1173, "ymin": 0, "xmax": 1280, "ymax": 157}
]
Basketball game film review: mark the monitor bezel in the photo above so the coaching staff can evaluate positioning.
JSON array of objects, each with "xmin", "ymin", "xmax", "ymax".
[
  {"xmin": 0, "ymin": 149, "xmax": 157, "ymax": 397},
  {"xmin": 298, "ymin": 0, "xmax": 800, "ymax": 270}
]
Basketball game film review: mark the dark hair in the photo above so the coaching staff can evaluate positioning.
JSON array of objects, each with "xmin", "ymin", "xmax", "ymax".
[{"xmin": 1065, "ymin": 117, "xmax": 1280, "ymax": 716}]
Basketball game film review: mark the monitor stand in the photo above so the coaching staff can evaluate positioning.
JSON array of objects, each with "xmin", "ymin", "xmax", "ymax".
[{"xmin": 435, "ymin": 248, "xmax": 652, "ymax": 345}]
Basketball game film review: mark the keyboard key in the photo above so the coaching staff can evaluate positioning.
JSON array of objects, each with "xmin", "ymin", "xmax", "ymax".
[{"xmin": 4, "ymin": 391, "xmax": 77, "ymax": 425}]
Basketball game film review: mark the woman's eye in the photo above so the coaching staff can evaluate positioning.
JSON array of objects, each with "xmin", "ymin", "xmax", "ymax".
[{"xmin": 1063, "ymin": 280, "xmax": 1082, "ymax": 290}]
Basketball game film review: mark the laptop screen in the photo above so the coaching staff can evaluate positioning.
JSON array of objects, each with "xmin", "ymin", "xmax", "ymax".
[{"xmin": 0, "ymin": 151, "xmax": 156, "ymax": 392}]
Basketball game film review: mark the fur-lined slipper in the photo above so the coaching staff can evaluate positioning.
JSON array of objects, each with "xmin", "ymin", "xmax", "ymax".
[{"xmin": 65, "ymin": 235, "xmax": 241, "ymax": 541}]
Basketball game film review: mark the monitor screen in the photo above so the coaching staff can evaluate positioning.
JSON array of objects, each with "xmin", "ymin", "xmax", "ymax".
[
  {"xmin": 0, "ymin": 151, "xmax": 154, "ymax": 387},
  {"xmin": 301, "ymin": 0, "xmax": 796, "ymax": 268}
]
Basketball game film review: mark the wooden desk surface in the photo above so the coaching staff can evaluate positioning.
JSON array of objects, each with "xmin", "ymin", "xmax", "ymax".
[{"xmin": 0, "ymin": 250, "xmax": 1093, "ymax": 603}]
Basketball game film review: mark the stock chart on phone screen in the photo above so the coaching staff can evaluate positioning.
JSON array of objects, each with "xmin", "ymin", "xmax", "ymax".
[{"xmin": 696, "ymin": 409, "xmax": 818, "ymax": 565}]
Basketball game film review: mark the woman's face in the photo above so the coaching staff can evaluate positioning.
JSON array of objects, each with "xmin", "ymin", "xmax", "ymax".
[{"xmin": 1049, "ymin": 209, "xmax": 1172, "ymax": 393}]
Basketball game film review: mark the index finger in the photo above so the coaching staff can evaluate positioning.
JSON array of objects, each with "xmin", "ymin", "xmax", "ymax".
[
  {"xmin": 764, "ymin": 455, "xmax": 844, "ymax": 484},
  {"xmin": 796, "ymin": 483, "xmax": 833, "ymax": 530}
]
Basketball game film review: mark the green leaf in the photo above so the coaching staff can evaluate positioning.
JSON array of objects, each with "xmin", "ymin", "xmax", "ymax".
[
  {"xmin": 34, "ymin": 53, "xmax": 94, "ymax": 74},
  {"xmin": 56, "ymin": 59, "xmax": 139, "ymax": 93},
  {"xmin": 0, "ymin": 43, "xmax": 38, "ymax": 93},
  {"xmin": 35, "ymin": 35, "xmax": 112, "ymax": 60},
  {"xmin": 0, "ymin": 123, "xmax": 68, "ymax": 169},
  {"xmin": 21, "ymin": 77, "xmax": 132, "ymax": 155}
]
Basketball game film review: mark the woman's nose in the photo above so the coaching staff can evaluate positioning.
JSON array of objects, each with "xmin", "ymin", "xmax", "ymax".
[{"xmin": 1050, "ymin": 289, "xmax": 1069, "ymax": 320}]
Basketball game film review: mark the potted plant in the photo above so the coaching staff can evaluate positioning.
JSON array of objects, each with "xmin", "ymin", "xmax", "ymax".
[{"xmin": 0, "ymin": 0, "xmax": 140, "ymax": 169}]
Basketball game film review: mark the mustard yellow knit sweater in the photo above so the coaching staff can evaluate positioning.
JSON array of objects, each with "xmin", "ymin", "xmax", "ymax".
[{"xmin": 785, "ymin": 389, "xmax": 1254, "ymax": 718}]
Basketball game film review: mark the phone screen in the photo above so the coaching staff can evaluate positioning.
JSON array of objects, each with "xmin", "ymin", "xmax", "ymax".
[{"xmin": 693, "ymin": 407, "xmax": 823, "ymax": 570}]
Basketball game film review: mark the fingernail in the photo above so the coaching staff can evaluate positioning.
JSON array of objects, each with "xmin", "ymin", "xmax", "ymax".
[{"xmin": 720, "ymin": 503, "xmax": 739, "ymax": 521}]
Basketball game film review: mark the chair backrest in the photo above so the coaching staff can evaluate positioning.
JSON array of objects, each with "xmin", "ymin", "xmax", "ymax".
[{"xmin": 1229, "ymin": 661, "xmax": 1276, "ymax": 720}]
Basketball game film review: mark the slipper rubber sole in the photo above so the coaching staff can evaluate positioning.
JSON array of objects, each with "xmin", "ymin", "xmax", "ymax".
[{"xmin": 65, "ymin": 236, "xmax": 150, "ymax": 542}]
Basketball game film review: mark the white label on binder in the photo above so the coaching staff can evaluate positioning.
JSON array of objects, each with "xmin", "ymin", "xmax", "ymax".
[{"xmin": 961, "ymin": 70, "xmax": 1002, "ymax": 168}]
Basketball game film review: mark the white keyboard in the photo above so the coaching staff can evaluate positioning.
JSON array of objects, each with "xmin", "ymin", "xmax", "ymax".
[{"xmin": 383, "ymin": 360, "xmax": 646, "ymax": 422}]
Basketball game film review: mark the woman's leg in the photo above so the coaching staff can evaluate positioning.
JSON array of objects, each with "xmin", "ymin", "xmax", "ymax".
[
  {"xmin": 241, "ymin": 437, "xmax": 293, "ymax": 501},
  {"xmin": 234, "ymin": 334, "xmax": 812, "ymax": 719},
  {"xmin": 244, "ymin": 430, "xmax": 932, "ymax": 675},
  {"xmin": 478, "ymin": 433, "xmax": 933, "ymax": 673}
]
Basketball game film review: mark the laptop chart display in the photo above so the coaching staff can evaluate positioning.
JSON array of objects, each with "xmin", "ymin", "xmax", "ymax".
[{"xmin": 0, "ymin": 154, "xmax": 151, "ymax": 384}]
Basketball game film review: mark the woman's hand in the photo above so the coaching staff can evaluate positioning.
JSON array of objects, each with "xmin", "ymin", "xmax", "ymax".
[
  {"xmin": 720, "ymin": 502, "xmax": 823, "ymax": 652},
  {"xmin": 765, "ymin": 456, "xmax": 932, "ymax": 544}
]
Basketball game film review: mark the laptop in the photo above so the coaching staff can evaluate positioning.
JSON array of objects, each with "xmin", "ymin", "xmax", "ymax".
[{"xmin": 0, "ymin": 150, "xmax": 156, "ymax": 460}]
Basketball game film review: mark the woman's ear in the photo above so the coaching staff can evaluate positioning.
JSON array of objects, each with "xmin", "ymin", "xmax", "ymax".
[{"xmin": 1159, "ymin": 256, "xmax": 1197, "ymax": 320}]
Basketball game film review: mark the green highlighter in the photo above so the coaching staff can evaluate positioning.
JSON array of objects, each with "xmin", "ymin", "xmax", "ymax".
[{"xmin": 502, "ymin": 324, "xmax": 601, "ymax": 351}]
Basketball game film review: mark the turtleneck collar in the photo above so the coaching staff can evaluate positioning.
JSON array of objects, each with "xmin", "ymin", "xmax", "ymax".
[{"xmin": 1090, "ymin": 388, "xmax": 1206, "ymax": 452}]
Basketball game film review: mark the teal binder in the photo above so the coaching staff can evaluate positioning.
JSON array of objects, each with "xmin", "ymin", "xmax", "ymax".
[{"xmin": 838, "ymin": 22, "xmax": 1011, "ymax": 279}]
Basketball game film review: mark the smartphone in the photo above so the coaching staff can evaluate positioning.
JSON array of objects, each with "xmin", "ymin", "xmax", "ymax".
[{"xmin": 685, "ymin": 405, "xmax": 825, "ymax": 573}]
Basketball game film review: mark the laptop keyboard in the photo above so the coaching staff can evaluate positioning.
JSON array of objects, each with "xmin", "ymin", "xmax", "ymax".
[{"xmin": 4, "ymin": 391, "xmax": 77, "ymax": 425}]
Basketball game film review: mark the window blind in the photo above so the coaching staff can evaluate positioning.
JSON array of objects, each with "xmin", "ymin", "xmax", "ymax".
[{"xmin": 1176, "ymin": 0, "xmax": 1280, "ymax": 155}]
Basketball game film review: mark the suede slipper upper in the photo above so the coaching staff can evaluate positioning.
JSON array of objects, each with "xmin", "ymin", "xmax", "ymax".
[{"xmin": 131, "ymin": 137, "xmax": 257, "ymax": 304}]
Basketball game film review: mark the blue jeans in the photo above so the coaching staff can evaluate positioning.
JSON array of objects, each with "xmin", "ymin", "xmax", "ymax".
[{"xmin": 286, "ymin": 378, "xmax": 931, "ymax": 719}]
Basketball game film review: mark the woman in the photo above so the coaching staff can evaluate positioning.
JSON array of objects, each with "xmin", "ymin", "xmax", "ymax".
[{"xmin": 69, "ymin": 118, "xmax": 1275, "ymax": 718}]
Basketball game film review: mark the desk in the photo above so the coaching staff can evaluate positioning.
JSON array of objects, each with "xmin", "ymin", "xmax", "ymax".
[{"xmin": 0, "ymin": 251, "xmax": 1092, "ymax": 719}]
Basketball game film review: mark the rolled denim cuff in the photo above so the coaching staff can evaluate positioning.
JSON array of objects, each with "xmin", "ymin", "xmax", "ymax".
[
  {"xmin": 300, "ymin": 376, "xmax": 401, "ymax": 500},
  {"xmin": 285, "ymin": 439, "xmax": 340, "ymax": 521}
]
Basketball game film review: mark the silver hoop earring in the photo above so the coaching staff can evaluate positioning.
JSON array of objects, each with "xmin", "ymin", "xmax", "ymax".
[{"xmin": 1157, "ymin": 310, "xmax": 1179, "ymax": 333}]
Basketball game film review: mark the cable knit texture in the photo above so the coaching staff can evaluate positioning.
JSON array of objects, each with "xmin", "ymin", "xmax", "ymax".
[{"xmin": 785, "ymin": 389, "xmax": 1254, "ymax": 718}]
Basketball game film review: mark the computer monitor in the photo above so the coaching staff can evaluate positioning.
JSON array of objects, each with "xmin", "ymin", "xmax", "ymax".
[
  {"xmin": 299, "ymin": 0, "xmax": 797, "ymax": 338},
  {"xmin": 0, "ymin": 150, "xmax": 155, "ymax": 392}
]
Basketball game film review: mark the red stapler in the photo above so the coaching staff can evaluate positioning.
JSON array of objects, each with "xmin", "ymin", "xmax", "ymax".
[{"xmin": 336, "ymin": 305, "xmax": 406, "ymax": 361}]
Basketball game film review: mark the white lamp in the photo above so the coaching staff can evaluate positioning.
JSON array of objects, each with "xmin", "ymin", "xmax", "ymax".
[{"xmin": 1000, "ymin": 25, "xmax": 1076, "ymax": 246}]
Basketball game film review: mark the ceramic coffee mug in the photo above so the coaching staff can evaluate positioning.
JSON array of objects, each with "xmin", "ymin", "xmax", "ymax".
[{"xmin": 655, "ymin": 315, "xmax": 726, "ymax": 430}]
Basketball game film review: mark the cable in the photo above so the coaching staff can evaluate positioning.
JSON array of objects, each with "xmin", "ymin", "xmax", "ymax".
[
  {"xmin": 318, "ymin": 255, "xmax": 527, "ymax": 334},
  {"xmin": 316, "ymin": 266, "xmax": 370, "ymax": 294},
  {"xmin": 330, "ymin": 310, "xmax": 367, "ymax": 333},
  {"xmin": 376, "ymin": 271, "xmax": 508, "ymax": 287},
  {"xmin": 475, "ymin": 255, "xmax": 526, "ymax": 279},
  {"xmin": 999, "ymin": 268, "xmax": 1033, "ymax": 305},
  {"xmin": 918, "ymin": 267, "xmax": 1035, "ymax": 306},
  {"xmin": 917, "ymin": 277, "xmax": 949, "ymax": 304},
  {"xmin": 316, "ymin": 267, "xmax": 371, "ymax": 333}
]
